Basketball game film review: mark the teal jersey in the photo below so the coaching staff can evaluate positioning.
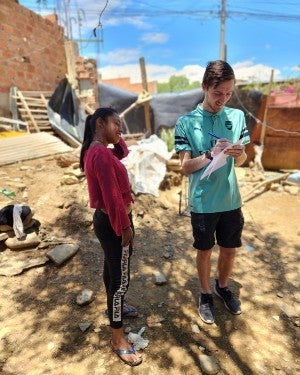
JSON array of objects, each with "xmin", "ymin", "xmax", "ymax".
[{"xmin": 175, "ymin": 105, "xmax": 250, "ymax": 213}]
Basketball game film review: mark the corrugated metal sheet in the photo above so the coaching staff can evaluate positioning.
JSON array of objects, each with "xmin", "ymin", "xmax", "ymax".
[{"xmin": 0, "ymin": 132, "xmax": 74, "ymax": 166}]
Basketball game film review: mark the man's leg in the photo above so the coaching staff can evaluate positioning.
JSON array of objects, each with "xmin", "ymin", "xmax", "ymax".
[
  {"xmin": 214, "ymin": 246, "xmax": 241, "ymax": 314},
  {"xmin": 196, "ymin": 248, "xmax": 215, "ymax": 323},
  {"xmin": 196, "ymin": 248, "xmax": 213, "ymax": 293},
  {"xmin": 217, "ymin": 246, "xmax": 236, "ymax": 287}
]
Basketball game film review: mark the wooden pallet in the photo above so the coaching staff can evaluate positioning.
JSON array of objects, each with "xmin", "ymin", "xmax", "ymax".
[{"xmin": 11, "ymin": 88, "xmax": 53, "ymax": 133}]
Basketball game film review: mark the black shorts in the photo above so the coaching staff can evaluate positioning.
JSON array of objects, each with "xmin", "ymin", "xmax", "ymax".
[{"xmin": 191, "ymin": 208, "xmax": 244, "ymax": 250}]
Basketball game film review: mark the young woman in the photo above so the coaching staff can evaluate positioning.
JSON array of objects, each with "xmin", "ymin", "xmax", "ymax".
[{"xmin": 79, "ymin": 107, "xmax": 142, "ymax": 367}]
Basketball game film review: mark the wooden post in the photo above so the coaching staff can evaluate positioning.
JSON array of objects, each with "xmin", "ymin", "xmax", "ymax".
[
  {"xmin": 260, "ymin": 69, "xmax": 274, "ymax": 145},
  {"xmin": 139, "ymin": 57, "xmax": 152, "ymax": 135}
]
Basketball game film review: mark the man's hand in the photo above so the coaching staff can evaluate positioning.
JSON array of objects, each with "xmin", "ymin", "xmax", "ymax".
[
  {"xmin": 223, "ymin": 143, "xmax": 245, "ymax": 159},
  {"xmin": 212, "ymin": 138, "xmax": 232, "ymax": 156}
]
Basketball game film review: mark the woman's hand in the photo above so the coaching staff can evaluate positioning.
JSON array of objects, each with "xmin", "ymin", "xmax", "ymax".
[{"xmin": 121, "ymin": 226, "xmax": 133, "ymax": 247}]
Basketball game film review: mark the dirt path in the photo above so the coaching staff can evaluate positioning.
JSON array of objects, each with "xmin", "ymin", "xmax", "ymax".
[{"xmin": 0, "ymin": 156, "xmax": 299, "ymax": 375}]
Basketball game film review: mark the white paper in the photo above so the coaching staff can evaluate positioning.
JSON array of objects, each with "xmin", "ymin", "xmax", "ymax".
[{"xmin": 200, "ymin": 141, "xmax": 242, "ymax": 180}]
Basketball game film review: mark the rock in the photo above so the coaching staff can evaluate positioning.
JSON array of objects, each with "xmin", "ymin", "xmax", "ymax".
[
  {"xmin": 279, "ymin": 302, "xmax": 300, "ymax": 318},
  {"xmin": 146, "ymin": 314, "xmax": 165, "ymax": 328},
  {"xmin": 153, "ymin": 271, "xmax": 167, "ymax": 285},
  {"xmin": 60, "ymin": 175, "xmax": 79, "ymax": 185},
  {"xmin": 0, "ymin": 249, "xmax": 48, "ymax": 276},
  {"xmin": 55, "ymin": 151, "xmax": 80, "ymax": 167},
  {"xmin": 46, "ymin": 243, "xmax": 79, "ymax": 265},
  {"xmin": 283, "ymin": 185, "xmax": 299, "ymax": 195},
  {"xmin": 76, "ymin": 289, "xmax": 94, "ymax": 306},
  {"xmin": 5, "ymin": 232, "xmax": 41, "ymax": 250},
  {"xmin": 199, "ymin": 354, "xmax": 220, "ymax": 374},
  {"xmin": 79, "ymin": 322, "xmax": 92, "ymax": 332},
  {"xmin": 64, "ymin": 168, "xmax": 84, "ymax": 178},
  {"xmin": 0, "ymin": 232, "xmax": 8, "ymax": 241},
  {"xmin": 5, "ymin": 181, "xmax": 26, "ymax": 192},
  {"xmin": 191, "ymin": 324, "xmax": 201, "ymax": 333}
]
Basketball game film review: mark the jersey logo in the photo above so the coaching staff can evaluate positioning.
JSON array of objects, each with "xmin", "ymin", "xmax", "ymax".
[{"xmin": 225, "ymin": 120, "xmax": 232, "ymax": 130}]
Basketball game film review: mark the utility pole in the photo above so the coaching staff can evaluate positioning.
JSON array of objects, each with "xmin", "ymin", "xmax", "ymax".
[
  {"xmin": 139, "ymin": 57, "xmax": 152, "ymax": 135},
  {"xmin": 219, "ymin": 0, "xmax": 226, "ymax": 61}
]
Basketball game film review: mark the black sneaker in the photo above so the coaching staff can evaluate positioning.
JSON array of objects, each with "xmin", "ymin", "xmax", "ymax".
[
  {"xmin": 214, "ymin": 279, "xmax": 241, "ymax": 315},
  {"xmin": 198, "ymin": 293, "xmax": 215, "ymax": 324}
]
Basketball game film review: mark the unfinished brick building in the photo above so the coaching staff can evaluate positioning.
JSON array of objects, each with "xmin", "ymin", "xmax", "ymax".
[{"xmin": 0, "ymin": 0, "xmax": 99, "ymax": 118}]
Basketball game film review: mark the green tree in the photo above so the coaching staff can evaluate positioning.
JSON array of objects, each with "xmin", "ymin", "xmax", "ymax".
[{"xmin": 158, "ymin": 75, "xmax": 200, "ymax": 93}]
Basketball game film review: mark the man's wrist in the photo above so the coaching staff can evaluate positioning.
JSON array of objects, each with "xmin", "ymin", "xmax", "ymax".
[{"xmin": 205, "ymin": 150, "xmax": 213, "ymax": 160}]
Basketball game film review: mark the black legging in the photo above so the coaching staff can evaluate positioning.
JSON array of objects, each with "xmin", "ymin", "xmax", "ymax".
[{"xmin": 93, "ymin": 209, "xmax": 134, "ymax": 329}]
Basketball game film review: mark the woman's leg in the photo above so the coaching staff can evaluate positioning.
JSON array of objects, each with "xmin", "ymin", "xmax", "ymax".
[{"xmin": 93, "ymin": 210, "xmax": 141, "ymax": 365}]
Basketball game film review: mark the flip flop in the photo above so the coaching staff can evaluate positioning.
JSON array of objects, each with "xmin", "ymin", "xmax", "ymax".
[
  {"xmin": 111, "ymin": 341, "xmax": 143, "ymax": 367},
  {"xmin": 105, "ymin": 304, "xmax": 138, "ymax": 318}
]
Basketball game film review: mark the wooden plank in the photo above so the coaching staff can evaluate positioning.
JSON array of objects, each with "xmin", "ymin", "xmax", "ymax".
[
  {"xmin": 40, "ymin": 93, "xmax": 49, "ymax": 107},
  {"xmin": 17, "ymin": 91, "xmax": 40, "ymax": 132},
  {"xmin": 21, "ymin": 91, "xmax": 53, "ymax": 97},
  {"xmin": 0, "ymin": 132, "xmax": 74, "ymax": 166},
  {"xmin": 0, "ymin": 117, "xmax": 29, "ymax": 132},
  {"xmin": 19, "ymin": 109, "xmax": 48, "ymax": 114}
]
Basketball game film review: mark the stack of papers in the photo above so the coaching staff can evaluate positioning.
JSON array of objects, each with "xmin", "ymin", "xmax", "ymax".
[{"xmin": 200, "ymin": 141, "xmax": 242, "ymax": 180}]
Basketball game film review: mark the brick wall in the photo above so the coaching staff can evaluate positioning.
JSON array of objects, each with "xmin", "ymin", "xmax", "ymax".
[{"xmin": 0, "ymin": 0, "xmax": 67, "ymax": 114}]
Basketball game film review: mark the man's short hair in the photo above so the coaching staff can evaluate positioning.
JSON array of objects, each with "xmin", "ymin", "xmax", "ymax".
[{"xmin": 202, "ymin": 60, "xmax": 235, "ymax": 88}]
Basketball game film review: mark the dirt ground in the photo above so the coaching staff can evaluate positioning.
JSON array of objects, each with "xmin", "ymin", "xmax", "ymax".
[{"xmin": 0, "ymin": 152, "xmax": 299, "ymax": 375}]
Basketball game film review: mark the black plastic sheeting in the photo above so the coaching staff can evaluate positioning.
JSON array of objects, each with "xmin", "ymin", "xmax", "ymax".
[
  {"xmin": 99, "ymin": 83, "xmax": 205, "ymax": 134},
  {"xmin": 48, "ymin": 78, "xmax": 86, "ymax": 144},
  {"xmin": 150, "ymin": 88, "xmax": 204, "ymax": 134},
  {"xmin": 98, "ymin": 83, "xmax": 145, "ymax": 134},
  {"xmin": 48, "ymin": 79, "xmax": 263, "ymax": 142},
  {"xmin": 99, "ymin": 83, "xmax": 262, "ymax": 135}
]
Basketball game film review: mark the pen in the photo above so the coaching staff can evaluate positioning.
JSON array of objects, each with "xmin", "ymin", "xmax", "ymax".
[
  {"xmin": 208, "ymin": 132, "xmax": 233, "ymax": 144},
  {"xmin": 208, "ymin": 132, "xmax": 221, "ymax": 139}
]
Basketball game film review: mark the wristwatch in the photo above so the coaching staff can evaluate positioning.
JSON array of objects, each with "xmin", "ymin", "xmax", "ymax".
[{"xmin": 205, "ymin": 150, "xmax": 213, "ymax": 160}]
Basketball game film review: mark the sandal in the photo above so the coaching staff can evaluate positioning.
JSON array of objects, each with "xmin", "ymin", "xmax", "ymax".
[
  {"xmin": 110, "ymin": 341, "xmax": 142, "ymax": 367},
  {"xmin": 105, "ymin": 303, "xmax": 138, "ymax": 318}
]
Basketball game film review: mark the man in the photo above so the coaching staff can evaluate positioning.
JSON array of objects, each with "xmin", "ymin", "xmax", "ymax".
[{"xmin": 175, "ymin": 60, "xmax": 250, "ymax": 324}]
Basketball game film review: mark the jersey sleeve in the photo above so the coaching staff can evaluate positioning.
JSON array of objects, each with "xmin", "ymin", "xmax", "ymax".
[
  {"xmin": 239, "ymin": 112, "xmax": 250, "ymax": 145},
  {"xmin": 174, "ymin": 118, "xmax": 192, "ymax": 154}
]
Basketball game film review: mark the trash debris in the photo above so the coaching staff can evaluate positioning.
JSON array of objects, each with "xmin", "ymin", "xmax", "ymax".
[
  {"xmin": 13, "ymin": 204, "xmax": 25, "ymax": 238},
  {"xmin": 127, "ymin": 327, "xmax": 149, "ymax": 350},
  {"xmin": 0, "ymin": 188, "xmax": 15, "ymax": 199},
  {"xmin": 0, "ymin": 204, "xmax": 34, "ymax": 236},
  {"xmin": 287, "ymin": 171, "xmax": 300, "ymax": 185}
]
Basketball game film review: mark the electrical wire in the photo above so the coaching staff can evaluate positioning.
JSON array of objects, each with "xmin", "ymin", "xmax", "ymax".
[
  {"xmin": 93, "ymin": 0, "xmax": 109, "ymax": 37},
  {"xmin": 234, "ymin": 89, "xmax": 300, "ymax": 136}
]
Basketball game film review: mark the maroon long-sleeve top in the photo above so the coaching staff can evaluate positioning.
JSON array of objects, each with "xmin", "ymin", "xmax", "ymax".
[{"xmin": 84, "ymin": 138, "xmax": 133, "ymax": 236}]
